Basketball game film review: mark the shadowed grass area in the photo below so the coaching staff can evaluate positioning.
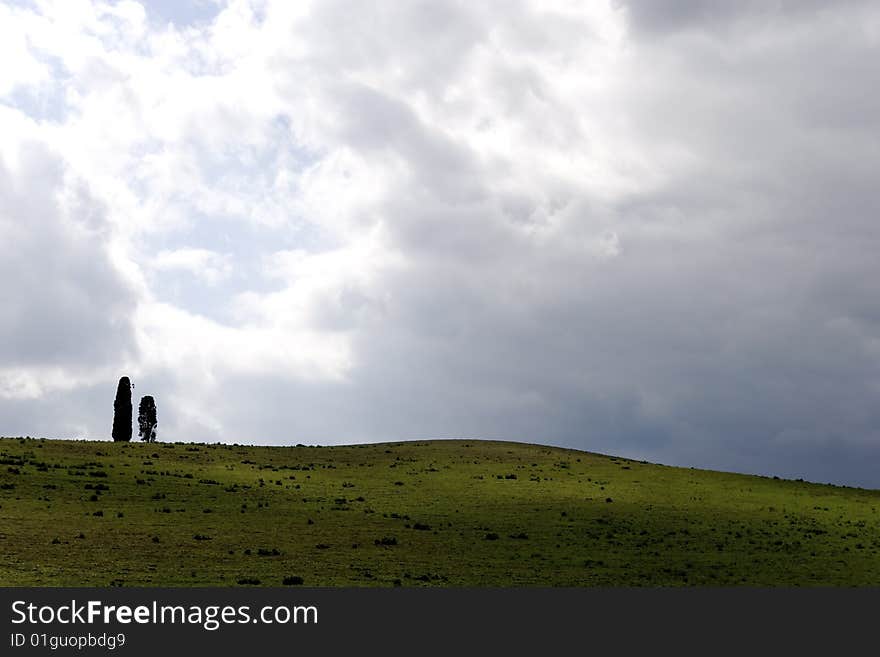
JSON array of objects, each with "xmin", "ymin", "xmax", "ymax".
[{"xmin": 1, "ymin": 436, "xmax": 878, "ymax": 586}]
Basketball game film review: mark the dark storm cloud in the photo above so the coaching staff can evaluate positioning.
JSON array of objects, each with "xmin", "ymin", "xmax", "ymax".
[
  {"xmin": 0, "ymin": 142, "xmax": 137, "ymax": 368},
  {"xmin": 615, "ymin": 0, "xmax": 875, "ymax": 35},
  {"xmin": 0, "ymin": 380, "xmax": 114, "ymax": 439}
]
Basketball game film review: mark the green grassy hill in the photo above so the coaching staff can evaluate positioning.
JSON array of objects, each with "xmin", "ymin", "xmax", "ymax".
[{"xmin": 1, "ymin": 436, "xmax": 879, "ymax": 586}]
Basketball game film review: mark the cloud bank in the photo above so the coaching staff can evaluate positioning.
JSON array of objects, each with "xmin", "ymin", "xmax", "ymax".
[{"xmin": 2, "ymin": 0, "xmax": 879, "ymax": 486}]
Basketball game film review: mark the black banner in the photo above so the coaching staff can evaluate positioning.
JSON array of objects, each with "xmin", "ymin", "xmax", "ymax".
[{"xmin": 1, "ymin": 587, "xmax": 875, "ymax": 654}]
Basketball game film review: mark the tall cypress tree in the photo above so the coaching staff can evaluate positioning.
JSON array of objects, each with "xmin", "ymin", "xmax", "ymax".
[
  {"xmin": 138, "ymin": 395, "xmax": 158, "ymax": 443},
  {"xmin": 112, "ymin": 376, "xmax": 132, "ymax": 442}
]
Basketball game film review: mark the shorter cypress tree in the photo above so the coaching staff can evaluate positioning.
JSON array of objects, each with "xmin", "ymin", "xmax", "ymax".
[{"xmin": 137, "ymin": 396, "xmax": 158, "ymax": 443}]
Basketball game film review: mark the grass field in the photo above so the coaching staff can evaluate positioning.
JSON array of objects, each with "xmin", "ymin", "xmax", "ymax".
[{"xmin": 1, "ymin": 436, "xmax": 879, "ymax": 586}]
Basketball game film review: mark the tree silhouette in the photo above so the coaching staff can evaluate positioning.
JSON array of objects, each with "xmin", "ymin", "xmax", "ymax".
[
  {"xmin": 138, "ymin": 396, "xmax": 158, "ymax": 443},
  {"xmin": 111, "ymin": 377, "xmax": 132, "ymax": 442}
]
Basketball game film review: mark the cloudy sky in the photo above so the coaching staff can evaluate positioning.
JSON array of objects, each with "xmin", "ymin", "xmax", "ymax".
[{"xmin": 2, "ymin": 0, "xmax": 879, "ymax": 487}]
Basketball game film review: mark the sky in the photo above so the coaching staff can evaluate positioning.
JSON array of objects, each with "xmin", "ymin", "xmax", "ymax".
[{"xmin": 1, "ymin": 0, "xmax": 879, "ymax": 487}]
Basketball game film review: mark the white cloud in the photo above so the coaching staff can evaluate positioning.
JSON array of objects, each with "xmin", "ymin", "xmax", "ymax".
[
  {"xmin": 153, "ymin": 248, "xmax": 232, "ymax": 285},
  {"xmin": 0, "ymin": 4, "xmax": 51, "ymax": 96},
  {"xmin": 134, "ymin": 301, "xmax": 352, "ymax": 383}
]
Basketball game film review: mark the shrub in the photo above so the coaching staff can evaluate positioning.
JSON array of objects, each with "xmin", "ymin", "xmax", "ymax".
[
  {"xmin": 237, "ymin": 578, "xmax": 261, "ymax": 585},
  {"xmin": 283, "ymin": 576, "xmax": 304, "ymax": 586}
]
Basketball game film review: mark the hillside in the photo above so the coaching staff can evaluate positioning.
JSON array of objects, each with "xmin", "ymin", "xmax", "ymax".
[{"xmin": 1, "ymin": 437, "xmax": 879, "ymax": 586}]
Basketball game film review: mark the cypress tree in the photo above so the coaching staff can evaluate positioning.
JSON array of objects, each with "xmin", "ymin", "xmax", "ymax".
[
  {"xmin": 112, "ymin": 376, "xmax": 132, "ymax": 442},
  {"xmin": 138, "ymin": 395, "xmax": 158, "ymax": 443}
]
